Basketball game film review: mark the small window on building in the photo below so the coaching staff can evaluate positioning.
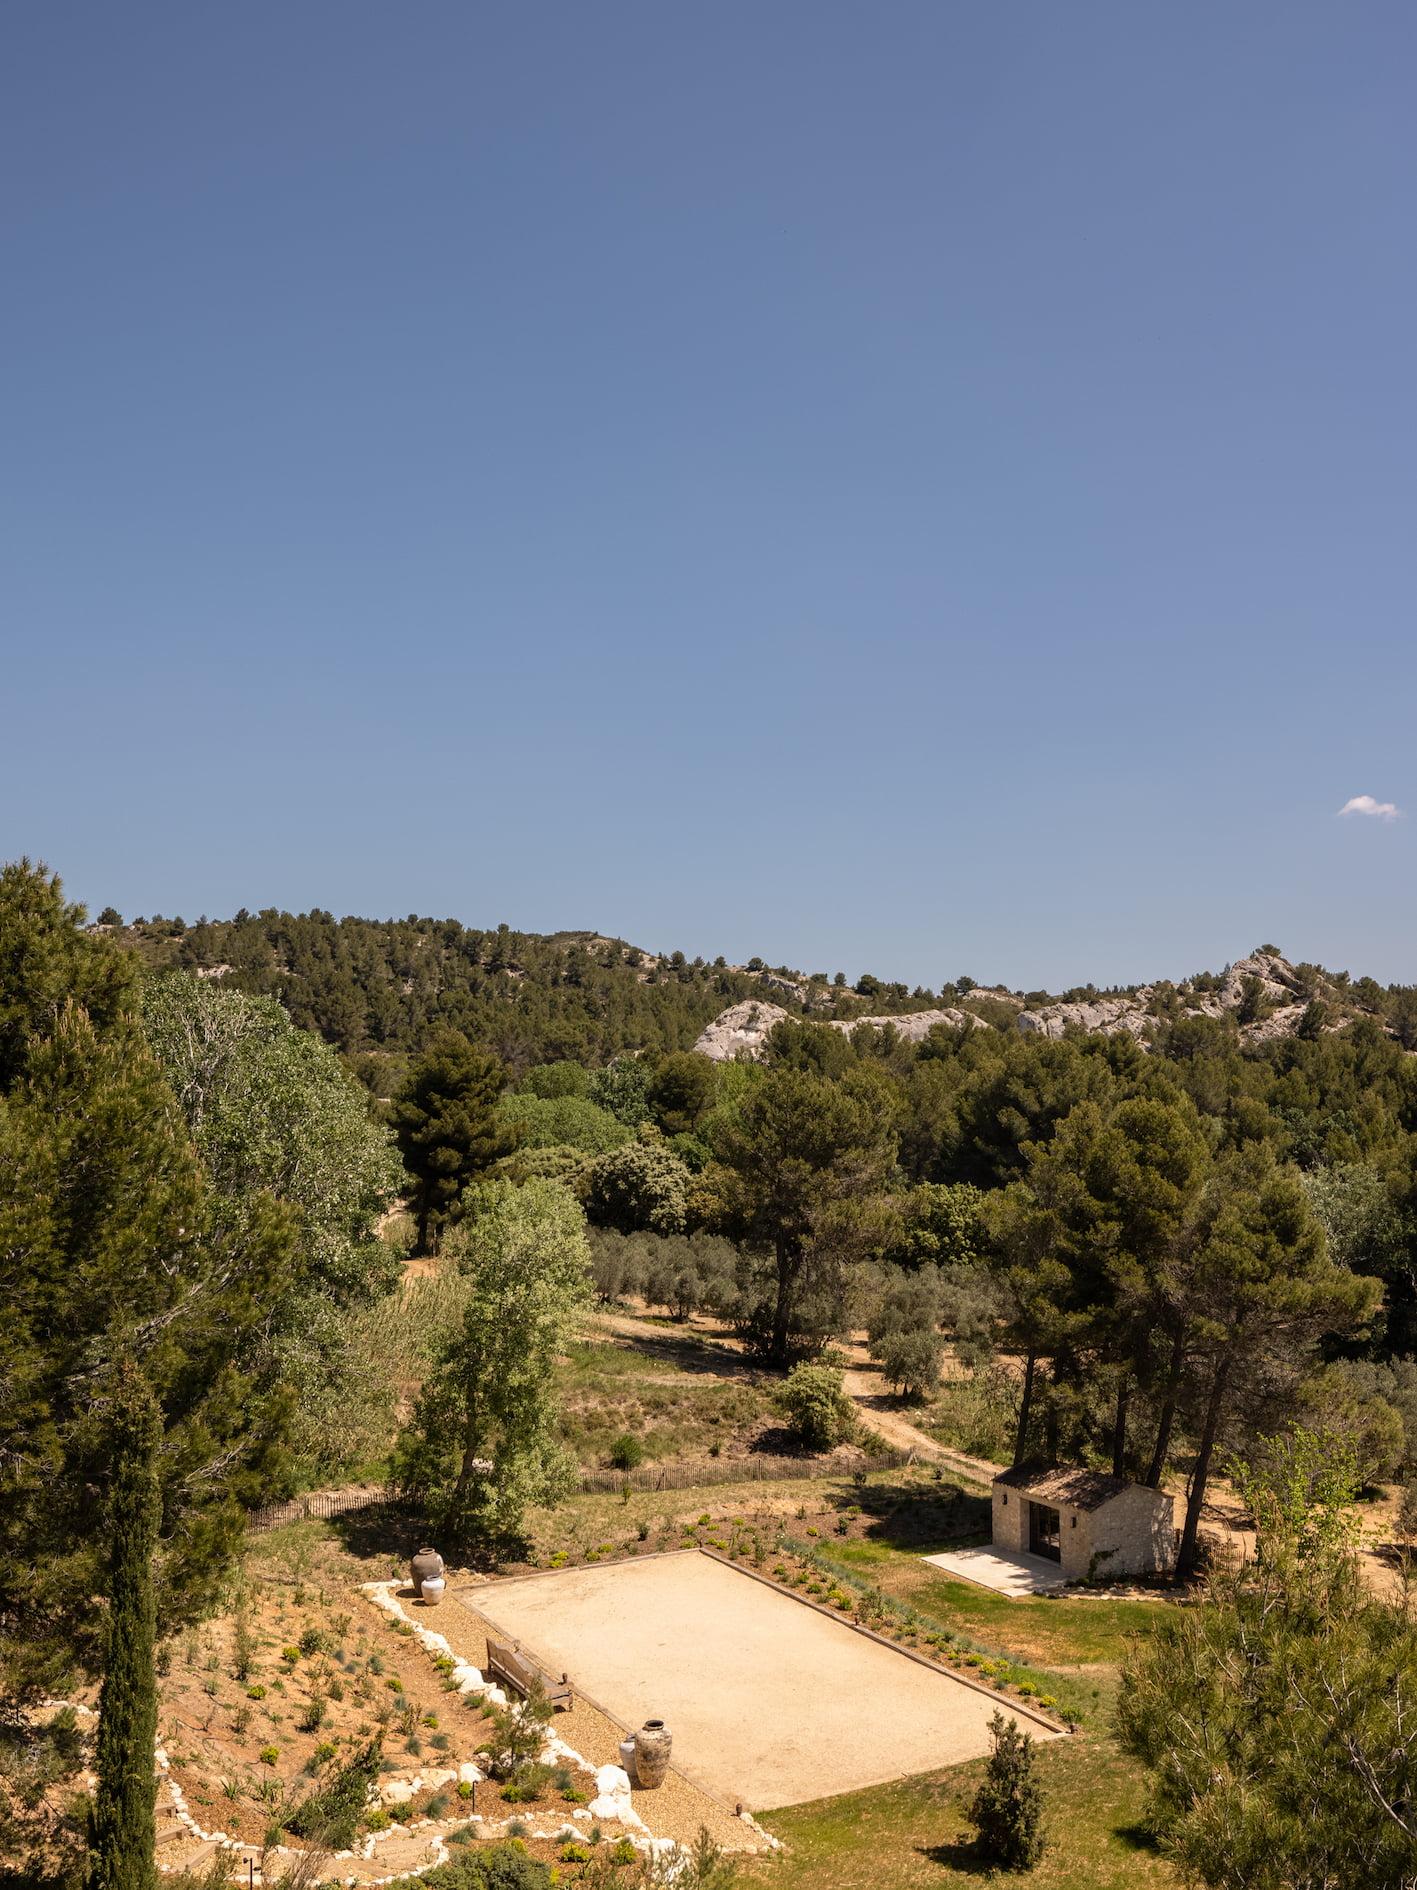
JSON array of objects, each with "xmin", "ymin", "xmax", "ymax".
[
  {"xmin": 1070, "ymin": 1515, "xmax": 1077, "ymax": 1527},
  {"xmin": 1002, "ymin": 1494, "xmax": 1008, "ymax": 1506}
]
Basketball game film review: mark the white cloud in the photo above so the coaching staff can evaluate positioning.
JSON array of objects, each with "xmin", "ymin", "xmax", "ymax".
[{"xmin": 1338, "ymin": 794, "xmax": 1402, "ymax": 821}]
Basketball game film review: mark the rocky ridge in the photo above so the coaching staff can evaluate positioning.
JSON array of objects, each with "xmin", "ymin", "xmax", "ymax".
[
  {"xmin": 693, "ymin": 999, "xmax": 989, "ymax": 1061},
  {"xmin": 695, "ymin": 951, "xmax": 1353, "ymax": 1061}
]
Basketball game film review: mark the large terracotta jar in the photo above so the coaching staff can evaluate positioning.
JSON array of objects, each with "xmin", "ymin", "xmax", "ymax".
[
  {"xmin": 410, "ymin": 1547, "xmax": 445, "ymax": 1595},
  {"xmin": 633, "ymin": 1720, "xmax": 672, "ymax": 1788}
]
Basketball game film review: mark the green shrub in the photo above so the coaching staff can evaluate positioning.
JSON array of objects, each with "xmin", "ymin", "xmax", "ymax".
[
  {"xmin": 608, "ymin": 1433, "xmax": 645, "ymax": 1471},
  {"xmin": 286, "ymin": 1737, "xmax": 384, "ymax": 1850},
  {"xmin": 778, "ymin": 1363, "xmax": 856, "ymax": 1451},
  {"xmin": 500, "ymin": 1761, "xmax": 552, "ymax": 1803},
  {"xmin": 968, "ymin": 1711, "xmax": 1045, "ymax": 1871}
]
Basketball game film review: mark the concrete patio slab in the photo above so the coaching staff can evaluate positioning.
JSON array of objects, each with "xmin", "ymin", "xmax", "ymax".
[{"xmin": 921, "ymin": 1545, "xmax": 1069, "ymax": 1598}]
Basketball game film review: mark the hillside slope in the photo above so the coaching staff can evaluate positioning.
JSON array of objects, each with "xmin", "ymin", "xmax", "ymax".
[{"xmin": 108, "ymin": 911, "xmax": 1415, "ymax": 1068}]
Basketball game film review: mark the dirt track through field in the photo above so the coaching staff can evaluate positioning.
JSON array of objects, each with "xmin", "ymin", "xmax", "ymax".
[{"xmin": 470, "ymin": 1551, "xmax": 1058, "ymax": 1810}]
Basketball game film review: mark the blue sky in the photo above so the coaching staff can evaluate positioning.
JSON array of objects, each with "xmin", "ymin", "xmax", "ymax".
[{"xmin": 3, "ymin": 4, "xmax": 1414, "ymax": 991}]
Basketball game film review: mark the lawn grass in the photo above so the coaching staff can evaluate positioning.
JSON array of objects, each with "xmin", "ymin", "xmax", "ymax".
[
  {"xmin": 746, "ymin": 1725, "xmax": 1176, "ymax": 1890},
  {"xmin": 812, "ymin": 1490, "xmax": 1169, "ymax": 1671}
]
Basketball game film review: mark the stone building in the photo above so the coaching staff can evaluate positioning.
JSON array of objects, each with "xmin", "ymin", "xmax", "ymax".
[{"xmin": 991, "ymin": 1465, "xmax": 1175, "ymax": 1581}]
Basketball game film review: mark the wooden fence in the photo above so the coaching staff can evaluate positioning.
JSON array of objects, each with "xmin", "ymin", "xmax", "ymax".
[
  {"xmin": 249, "ymin": 1446, "xmax": 920, "ymax": 1529},
  {"xmin": 576, "ymin": 1445, "xmax": 916, "ymax": 1495},
  {"xmin": 247, "ymin": 1487, "xmax": 394, "ymax": 1532}
]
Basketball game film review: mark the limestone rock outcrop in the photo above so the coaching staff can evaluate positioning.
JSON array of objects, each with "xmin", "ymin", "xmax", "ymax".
[{"xmin": 693, "ymin": 1000, "xmax": 987, "ymax": 1061}]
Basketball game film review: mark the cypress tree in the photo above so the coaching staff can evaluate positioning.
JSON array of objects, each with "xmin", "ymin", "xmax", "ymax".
[{"xmin": 91, "ymin": 1364, "xmax": 161, "ymax": 1890}]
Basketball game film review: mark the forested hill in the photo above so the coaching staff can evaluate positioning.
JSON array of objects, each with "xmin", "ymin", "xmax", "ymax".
[
  {"xmin": 110, "ymin": 909, "xmax": 941, "ymax": 1071},
  {"xmin": 107, "ymin": 908, "xmax": 1417, "ymax": 1076}
]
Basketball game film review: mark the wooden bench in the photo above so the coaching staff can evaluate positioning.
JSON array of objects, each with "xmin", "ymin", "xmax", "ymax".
[{"xmin": 485, "ymin": 1637, "xmax": 573, "ymax": 1712}]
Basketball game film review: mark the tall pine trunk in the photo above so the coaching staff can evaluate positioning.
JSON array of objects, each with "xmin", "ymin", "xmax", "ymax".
[
  {"xmin": 1176, "ymin": 1355, "xmax": 1230, "ymax": 1579},
  {"xmin": 93, "ymin": 1365, "xmax": 161, "ymax": 1890},
  {"xmin": 769, "ymin": 1242, "xmax": 798, "ymax": 1368},
  {"xmin": 1146, "ymin": 1326, "xmax": 1186, "ymax": 1488},
  {"xmin": 1111, "ymin": 1372, "xmax": 1130, "ymax": 1480},
  {"xmin": 1013, "ymin": 1352, "xmax": 1037, "ymax": 1466}
]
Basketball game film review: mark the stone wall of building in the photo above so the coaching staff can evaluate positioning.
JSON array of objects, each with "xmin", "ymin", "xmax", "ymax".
[
  {"xmin": 991, "ymin": 1483, "xmax": 1028, "ymax": 1554},
  {"xmin": 1076, "ymin": 1485, "xmax": 1176, "ymax": 1579},
  {"xmin": 991, "ymin": 1478, "xmax": 1176, "ymax": 1580}
]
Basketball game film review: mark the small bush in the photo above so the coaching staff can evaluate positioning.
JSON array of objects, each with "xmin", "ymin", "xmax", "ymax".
[
  {"xmin": 608, "ymin": 1433, "xmax": 646, "ymax": 1471},
  {"xmin": 779, "ymin": 1363, "xmax": 856, "ymax": 1451},
  {"xmin": 560, "ymin": 1842, "xmax": 592, "ymax": 1863},
  {"xmin": 968, "ymin": 1711, "xmax": 1045, "ymax": 1871},
  {"xmin": 500, "ymin": 1761, "xmax": 552, "ymax": 1803},
  {"xmin": 286, "ymin": 1737, "xmax": 384, "ymax": 1851},
  {"xmin": 259, "ymin": 1746, "xmax": 280, "ymax": 1767},
  {"xmin": 246, "ymin": 1684, "xmax": 267, "ymax": 1700}
]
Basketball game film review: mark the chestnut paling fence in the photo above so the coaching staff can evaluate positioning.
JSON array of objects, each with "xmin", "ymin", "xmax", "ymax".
[{"xmin": 247, "ymin": 1446, "xmax": 921, "ymax": 1531}]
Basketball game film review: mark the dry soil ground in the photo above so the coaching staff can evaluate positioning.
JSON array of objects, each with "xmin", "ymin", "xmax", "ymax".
[{"xmin": 469, "ymin": 1550, "xmax": 1059, "ymax": 1811}]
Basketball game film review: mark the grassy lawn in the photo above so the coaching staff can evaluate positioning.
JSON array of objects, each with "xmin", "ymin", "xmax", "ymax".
[{"xmin": 746, "ymin": 1727, "xmax": 1176, "ymax": 1890}]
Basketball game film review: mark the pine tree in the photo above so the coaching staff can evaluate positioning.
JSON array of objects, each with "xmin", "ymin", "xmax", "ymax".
[
  {"xmin": 91, "ymin": 1363, "xmax": 161, "ymax": 1890},
  {"xmin": 0, "ymin": 857, "xmax": 134, "ymax": 1088},
  {"xmin": 968, "ymin": 1711, "xmax": 1046, "ymax": 1871},
  {"xmin": 391, "ymin": 1032, "xmax": 520, "ymax": 1253}
]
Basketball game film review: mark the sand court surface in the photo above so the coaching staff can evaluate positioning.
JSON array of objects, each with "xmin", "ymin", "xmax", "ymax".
[{"xmin": 468, "ymin": 1550, "xmax": 1058, "ymax": 1810}]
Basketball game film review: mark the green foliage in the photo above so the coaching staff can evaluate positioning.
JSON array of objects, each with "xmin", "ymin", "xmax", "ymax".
[
  {"xmin": 0, "ymin": 945, "xmax": 297, "ymax": 1710},
  {"xmin": 285, "ymin": 1737, "xmax": 382, "ymax": 1849},
  {"xmin": 779, "ymin": 1363, "xmax": 856, "ymax": 1451},
  {"xmin": 91, "ymin": 1366, "xmax": 162, "ymax": 1890},
  {"xmin": 967, "ymin": 1711, "xmax": 1046, "ymax": 1871},
  {"xmin": 587, "ymin": 1227, "xmax": 738, "ymax": 1318},
  {"xmin": 522, "ymin": 1060, "xmax": 592, "ymax": 1099},
  {"xmin": 0, "ymin": 858, "xmax": 135, "ymax": 1091},
  {"xmin": 588, "ymin": 1055, "xmax": 653, "ymax": 1127},
  {"xmin": 891, "ymin": 1182, "xmax": 987, "ymax": 1269},
  {"xmin": 393, "ymin": 1181, "xmax": 590, "ymax": 1544},
  {"xmin": 585, "ymin": 1138, "xmax": 692, "ymax": 1236},
  {"xmin": 710, "ymin": 1065, "xmax": 898, "ymax": 1363},
  {"xmin": 380, "ymin": 1840, "xmax": 553, "ymax": 1890},
  {"xmin": 608, "ymin": 1433, "xmax": 646, "ymax": 1470},
  {"xmin": 478, "ymin": 1685, "xmax": 553, "ymax": 1782},
  {"xmin": 141, "ymin": 972, "xmax": 403, "ymax": 1477},
  {"xmin": 499, "ymin": 1091, "xmax": 630, "ymax": 1156},
  {"xmin": 647, "ymin": 1052, "xmax": 718, "ymax": 1136},
  {"xmin": 1296, "ymin": 1361, "xmax": 1407, "ymax": 1485},
  {"xmin": 1117, "ymin": 1430, "xmax": 1417, "ymax": 1890},
  {"xmin": 391, "ymin": 1032, "xmax": 519, "ymax": 1253},
  {"xmin": 867, "ymin": 1272, "xmax": 944, "ymax": 1399}
]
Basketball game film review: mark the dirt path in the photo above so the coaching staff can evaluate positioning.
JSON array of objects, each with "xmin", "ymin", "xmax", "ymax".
[{"xmin": 592, "ymin": 1304, "xmax": 1002, "ymax": 1488}]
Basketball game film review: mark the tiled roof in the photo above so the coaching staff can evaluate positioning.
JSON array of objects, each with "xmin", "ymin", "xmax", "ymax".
[{"xmin": 992, "ymin": 1464, "xmax": 1142, "ymax": 1511}]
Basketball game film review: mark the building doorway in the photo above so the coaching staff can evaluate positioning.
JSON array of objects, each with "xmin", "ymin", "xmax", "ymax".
[{"xmin": 1028, "ymin": 1502, "xmax": 1061, "ymax": 1562}]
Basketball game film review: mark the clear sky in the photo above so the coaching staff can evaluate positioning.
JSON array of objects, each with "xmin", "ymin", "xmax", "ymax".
[{"xmin": 4, "ymin": 5, "xmax": 1414, "ymax": 992}]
